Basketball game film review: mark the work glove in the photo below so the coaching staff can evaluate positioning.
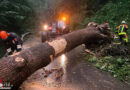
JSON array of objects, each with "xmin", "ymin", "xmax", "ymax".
[
  {"xmin": 16, "ymin": 44, "xmax": 22, "ymax": 52},
  {"xmin": 7, "ymin": 48, "xmax": 11, "ymax": 53},
  {"xmin": 4, "ymin": 48, "xmax": 13, "ymax": 57}
]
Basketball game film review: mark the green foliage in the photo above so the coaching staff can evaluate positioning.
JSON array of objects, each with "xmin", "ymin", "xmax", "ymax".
[
  {"xmin": 83, "ymin": 0, "xmax": 130, "ymax": 82},
  {"xmin": 83, "ymin": 0, "xmax": 130, "ymax": 40},
  {"xmin": 88, "ymin": 56, "xmax": 97, "ymax": 62},
  {"xmin": 0, "ymin": 0, "xmax": 35, "ymax": 57},
  {"xmin": 86, "ymin": 55, "xmax": 130, "ymax": 81},
  {"xmin": 0, "ymin": 0, "xmax": 34, "ymax": 34}
]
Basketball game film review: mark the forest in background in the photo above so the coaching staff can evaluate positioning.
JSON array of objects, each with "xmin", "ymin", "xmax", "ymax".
[{"xmin": 0, "ymin": 0, "xmax": 129, "ymax": 34}]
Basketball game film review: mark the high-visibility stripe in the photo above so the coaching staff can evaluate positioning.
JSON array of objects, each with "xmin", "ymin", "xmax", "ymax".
[
  {"xmin": 124, "ymin": 34, "xmax": 128, "ymax": 42},
  {"xmin": 118, "ymin": 25, "xmax": 122, "ymax": 33},
  {"xmin": 118, "ymin": 25, "xmax": 126, "ymax": 35},
  {"xmin": 118, "ymin": 32, "xmax": 126, "ymax": 35},
  {"xmin": 121, "ymin": 25, "xmax": 124, "ymax": 33}
]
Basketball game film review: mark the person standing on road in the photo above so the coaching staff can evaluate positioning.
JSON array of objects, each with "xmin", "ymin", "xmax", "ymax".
[{"xmin": 0, "ymin": 31, "xmax": 22, "ymax": 56}]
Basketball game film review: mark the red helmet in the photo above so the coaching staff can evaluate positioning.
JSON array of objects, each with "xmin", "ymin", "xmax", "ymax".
[{"xmin": 0, "ymin": 31, "xmax": 9, "ymax": 40}]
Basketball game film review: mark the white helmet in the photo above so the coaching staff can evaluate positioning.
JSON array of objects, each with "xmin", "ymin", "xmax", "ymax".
[
  {"xmin": 87, "ymin": 22, "xmax": 97, "ymax": 27},
  {"xmin": 121, "ymin": 21, "xmax": 126, "ymax": 24}
]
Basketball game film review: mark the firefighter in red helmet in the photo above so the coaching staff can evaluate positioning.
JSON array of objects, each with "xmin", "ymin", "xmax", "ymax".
[{"xmin": 0, "ymin": 31, "xmax": 22, "ymax": 56}]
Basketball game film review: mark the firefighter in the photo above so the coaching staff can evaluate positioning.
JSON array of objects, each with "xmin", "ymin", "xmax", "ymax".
[
  {"xmin": 0, "ymin": 31, "xmax": 22, "ymax": 56},
  {"xmin": 116, "ymin": 21, "xmax": 128, "ymax": 45}
]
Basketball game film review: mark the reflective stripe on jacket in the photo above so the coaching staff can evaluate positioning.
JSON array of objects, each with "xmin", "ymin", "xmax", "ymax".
[{"xmin": 117, "ymin": 24, "xmax": 128, "ymax": 35}]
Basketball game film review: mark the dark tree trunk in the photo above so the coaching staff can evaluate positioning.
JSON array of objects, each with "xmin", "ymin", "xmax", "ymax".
[{"xmin": 0, "ymin": 24, "xmax": 113, "ymax": 89}]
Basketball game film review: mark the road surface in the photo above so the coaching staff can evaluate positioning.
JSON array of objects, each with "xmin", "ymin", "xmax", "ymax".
[{"xmin": 20, "ymin": 35, "xmax": 130, "ymax": 90}]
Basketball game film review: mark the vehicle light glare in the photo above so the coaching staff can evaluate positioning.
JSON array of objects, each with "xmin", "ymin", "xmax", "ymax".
[{"xmin": 43, "ymin": 24, "xmax": 48, "ymax": 31}]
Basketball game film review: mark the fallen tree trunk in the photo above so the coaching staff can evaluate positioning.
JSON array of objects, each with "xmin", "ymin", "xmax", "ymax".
[{"xmin": 0, "ymin": 24, "xmax": 113, "ymax": 89}]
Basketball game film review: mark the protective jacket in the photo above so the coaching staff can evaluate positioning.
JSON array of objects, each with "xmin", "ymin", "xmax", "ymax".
[
  {"xmin": 3, "ymin": 32, "xmax": 22, "ymax": 55},
  {"xmin": 116, "ymin": 24, "xmax": 128, "ymax": 35},
  {"xmin": 116, "ymin": 24, "xmax": 128, "ymax": 44}
]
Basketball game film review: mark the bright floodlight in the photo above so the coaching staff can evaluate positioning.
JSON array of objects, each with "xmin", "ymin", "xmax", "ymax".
[
  {"xmin": 43, "ymin": 24, "xmax": 48, "ymax": 30},
  {"xmin": 62, "ymin": 17, "xmax": 66, "ymax": 21}
]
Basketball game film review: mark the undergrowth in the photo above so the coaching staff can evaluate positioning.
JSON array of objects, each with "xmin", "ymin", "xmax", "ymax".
[{"xmin": 85, "ymin": 54, "xmax": 130, "ymax": 81}]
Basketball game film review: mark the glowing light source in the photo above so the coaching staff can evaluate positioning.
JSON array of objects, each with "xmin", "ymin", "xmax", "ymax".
[
  {"xmin": 43, "ymin": 24, "xmax": 48, "ymax": 30},
  {"xmin": 62, "ymin": 26, "xmax": 66, "ymax": 29},
  {"xmin": 62, "ymin": 17, "xmax": 66, "ymax": 21}
]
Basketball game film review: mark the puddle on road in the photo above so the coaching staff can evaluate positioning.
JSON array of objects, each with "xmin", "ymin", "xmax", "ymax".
[
  {"xmin": 44, "ymin": 54, "xmax": 68, "ymax": 86},
  {"xmin": 61, "ymin": 54, "xmax": 67, "ymax": 68},
  {"xmin": 20, "ymin": 54, "xmax": 69, "ymax": 90},
  {"xmin": 45, "ymin": 54, "xmax": 68, "ymax": 71}
]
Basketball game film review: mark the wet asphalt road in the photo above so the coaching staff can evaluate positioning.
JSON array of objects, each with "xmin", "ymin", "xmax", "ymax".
[
  {"xmin": 20, "ymin": 35, "xmax": 130, "ymax": 90},
  {"xmin": 58, "ymin": 46, "xmax": 129, "ymax": 90}
]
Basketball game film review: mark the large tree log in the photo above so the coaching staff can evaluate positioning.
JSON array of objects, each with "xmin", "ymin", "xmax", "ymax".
[{"xmin": 0, "ymin": 24, "xmax": 113, "ymax": 89}]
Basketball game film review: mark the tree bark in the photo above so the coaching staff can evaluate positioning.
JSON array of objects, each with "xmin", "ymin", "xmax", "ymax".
[{"xmin": 0, "ymin": 24, "xmax": 113, "ymax": 89}]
